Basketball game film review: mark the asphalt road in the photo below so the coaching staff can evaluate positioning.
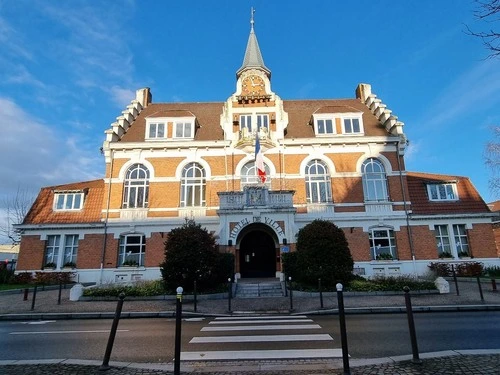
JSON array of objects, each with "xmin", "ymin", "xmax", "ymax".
[{"xmin": 0, "ymin": 311, "xmax": 498, "ymax": 363}]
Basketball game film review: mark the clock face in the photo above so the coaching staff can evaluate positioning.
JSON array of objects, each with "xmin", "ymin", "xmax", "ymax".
[{"xmin": 242, "ymin": 75, "xmax": 265, "ymax": 95}]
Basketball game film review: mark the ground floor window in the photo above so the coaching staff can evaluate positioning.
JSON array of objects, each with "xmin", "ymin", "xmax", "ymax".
[
  {"xmin": 434, "ymin": 224, "xmax": 470, "ymax": 258},
  {"xmin": 119, "ymin": 234, "xmax": 146, "ymax": 266},
  {"xmin": 369, "ymin": 228, "xmax": 397, "ymax": 260},
  {"xmin": 44, "ymin": 234, "xmax": 79, "ymax": 268}
]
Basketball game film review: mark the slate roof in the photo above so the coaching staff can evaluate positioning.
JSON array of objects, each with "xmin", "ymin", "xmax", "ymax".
[
  {"xmin": 23, "ymin": 179, "xmax": 104, "ymax": 225},
  {"xmin": 406, "ymin": 172, "xmax": 490, "ymax": 215}
]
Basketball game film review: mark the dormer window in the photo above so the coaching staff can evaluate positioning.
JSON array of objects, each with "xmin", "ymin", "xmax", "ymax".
[
  {"xmin": 148, "ymin": 122, "xmax": 166, "ymax": 139},
  {"xmin": 342, "ymin": 117, "xmax": 363, "ymax": 134},
  {"xmin": 174, "ymin": 121, "xmax": 193, "ymax": 139},
  {"xmin": 314, "ymin": 116, "xmax": 335, "ymax": 136},
  {"xmin": 54, "ymin": 192, "xmax": 84, "ymax": 211},
  {"xmin": 427, "ymin": 183, "xmax": 458, "ymax": 201}
]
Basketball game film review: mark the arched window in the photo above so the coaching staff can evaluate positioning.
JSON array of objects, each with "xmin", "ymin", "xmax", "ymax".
[
  {"xmin": 305, "ymin": 159, "xmax": 332, "ymax": 203},
  {"xmin": 362, "ymin": 158, "xmax": 388, "ymax": 201},
  {"xmin": 123, "ymin": 163, "xmax": 150, "ymax": 208},
  {"xmin": 181, "ymin": 162, "xmax": 206, "ymax": 207},
  {"xmin": 241, "ymin": 161, "xmax": 271, "ymax": 188}
]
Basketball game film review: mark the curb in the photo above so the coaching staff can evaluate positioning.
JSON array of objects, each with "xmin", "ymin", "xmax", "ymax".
[{"xmin": 1, "ymin": 304, "xmax": 500, "ymax": 320}]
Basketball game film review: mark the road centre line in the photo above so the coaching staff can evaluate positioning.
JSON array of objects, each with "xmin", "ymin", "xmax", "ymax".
[
  {"xmin": 201, "ymin": 324, "xmax": 321, "ymax": 331},
  {"xmin": 10, "ymin": 330, "xmax": 129, "ymax": 335},
  {"xmin": 209, "ymin": 319, "xmax": 312, "ymax": 324},
  {"xmin": 190, "ymin": 334, "xmax": 333, "ymax": 343}
]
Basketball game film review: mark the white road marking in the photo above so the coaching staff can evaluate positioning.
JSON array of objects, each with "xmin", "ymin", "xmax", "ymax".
[
  {"xmin": 181, "ymin": 348, "xmax": 343, "ymax": 360},
  {"xmin": 209, "ymin": 318, "xmax": 312, "ymax": 325},
  {"xmin": 201, "ymin": 324, "xmax": 321, "ymax": 331},
  {"xmin": 9, "ymin": 329, "xmax": 129, "ymax": 335},
  {"xmin": 190, "ymin": 334, "xmax": 333, "ymax": 343},
  {"xmin": 214, "ymin": 315, "xmax": 308, "ymax": 320}
]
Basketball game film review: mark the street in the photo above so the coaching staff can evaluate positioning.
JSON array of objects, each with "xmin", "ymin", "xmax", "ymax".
[{"xmin": 0, "ymin": 311, "xmax": 498, "ymax": 363}]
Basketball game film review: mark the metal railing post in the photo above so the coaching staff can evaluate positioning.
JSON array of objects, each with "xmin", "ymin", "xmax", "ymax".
[
  {"xmin": 403, "ymin": 286, "xmax": 421, "ymax": 364},
  {"xmin": 174, "ymin": 287, "xmax": 183, "ymax": 375},
  {"xmin": 99, "ymin": 292, "xmax": 125, "ymax": 371},
  {"xmin": 336, "ymin": 283, "xmax": 350, "ymax": 375}
]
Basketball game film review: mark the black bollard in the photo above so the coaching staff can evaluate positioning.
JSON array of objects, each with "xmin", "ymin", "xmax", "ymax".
[
  {"xmin": 451, "ymin": 264, "xmax": 460, "ymax": 296},
  {"xmin": 99, "ymin": 292, "xmax": 125, "ymax": 371},
  {"xmin": 193, "ymin": 280, "xmax": 198, "ymax": 312},
  {"xmin": 284, "ymin": 274, "xmax": 288, "ymax": 297},
  {"xmin": 227, "ymin": 278, "xmax": 232, "ymax": 312},
  {"xmin": 30, "ymin": 285, "xmax": 38, "ymax": 311},
  {"xmin": 476, "ymin": 276, "xmax": 484, "ymax": 301},
  {"xmin": 289, "ymin": 277, "xmax": 293, "ymax": 311},
  {"xmin": 23, "ymin": 288, "xmax": 29, "ymax": 301},
  {"xmin": 57, "ymin": 280, "xmax": 63, "ymax": 305},
  {"xmin": 174, "ymin": 287, "xmax": 183, "ymax": 375},
  {"xmin": 492, "ymin": 279, "xmax": 498, "ymax": 292},
  {"xmin": 318, "ymin": 278, "xmax": 324, "ymax": 308},
  {"xmin": 403, "ymin": 286, "xmax": 421, "ymax": 364},
  {"xmin": 336, "ymin": 283, "xmax": 350, "ymax": 375}
]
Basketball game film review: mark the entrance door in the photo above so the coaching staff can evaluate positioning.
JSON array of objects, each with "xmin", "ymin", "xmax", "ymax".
[{"xmin": 239, "ymin": 231, "xmax": 276, "ymax": 278}]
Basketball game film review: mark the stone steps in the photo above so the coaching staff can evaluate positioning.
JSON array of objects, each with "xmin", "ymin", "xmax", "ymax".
[{"xmin": 235, "ymin": 281, "xmax": 283, "ymax": 298}]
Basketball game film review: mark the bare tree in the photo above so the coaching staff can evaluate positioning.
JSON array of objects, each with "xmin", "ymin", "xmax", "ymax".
[
  {"xmin": 485, "ymin": 126, "xmax": 500, "ymax": 199},
  {"xmin": 466, "ymin": 0, "xmax": 500, "ymax": 58},
  {"xmin": 0, "ymin": 187, "xmax": 35, "ymax": 244}
]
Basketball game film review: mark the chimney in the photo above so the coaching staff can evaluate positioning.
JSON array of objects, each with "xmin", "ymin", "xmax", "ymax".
[
  {"xmin": 136, "ymin": 88, "xmax": 152, "ymax": 108},
  {"xmin": 355, "ymin": 83, "xmax": 372, "ymax": 103}
]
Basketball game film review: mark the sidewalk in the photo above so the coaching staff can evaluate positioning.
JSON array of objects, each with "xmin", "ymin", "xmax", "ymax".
[{"xmin": 0, "ymin": 279, "xmax": 499, "ymax": 374}]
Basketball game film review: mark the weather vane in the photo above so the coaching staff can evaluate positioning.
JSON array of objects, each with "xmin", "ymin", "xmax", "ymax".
[{"xmin": 250, "ymin": 7, "xmax": 255, "ymax": 29}]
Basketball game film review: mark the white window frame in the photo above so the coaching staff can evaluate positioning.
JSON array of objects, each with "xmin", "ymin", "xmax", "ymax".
[
  {"xmin": 44, "ymin": 234, "xmax": 79, "ymax": 268},
  {"xmin": 362, "ymin": 158, "xmax": 389, "ymax": 202},
  {"xmin": 313, "ymin": 115, "xmax": 336, "ymax": 136},
  {"xmin": 305, "ymin": 159, "xmax": 332, "ymax": 203},
  {"xmin": 434, "ymin": 224, "xmax": 470, "ymax": 258},
  {"xmin": 119, "ymin": 234, "xmax": 146, "ymax": 267},
  {"xmin": 341, "ymin": 114, "xmax": 364, "ymax": 135},
  {"xmin": 256, "ymin": 114, "xmax": 269, "ymax": 131},
  {"xmin": 240, "ymin": 114, "xmax": 252, "ymax": 132},
  {"xmin": 180, "ymin": 162, "xmax": 206, "ymax": 207},
  {"xmin": 122, "ymin": 163, "xmax": 150, "ymax": 209},
  {"xmin": 54, "ymin": 192, "xmax": 84, "ymax": 211},
  {"xmin": 369, "ymin": 228, "xmax": 397, "ymax": 260},
  {"xmin": 427, "ymin": 183, "xmax": 458, "ymax": 201},
  {"xmin": 174, "ymin": 120, "xmax": 194, "ymax": 139},
  {"xmin": 147, "ymin": 122, "xmax": 166, "ymax": 139}
]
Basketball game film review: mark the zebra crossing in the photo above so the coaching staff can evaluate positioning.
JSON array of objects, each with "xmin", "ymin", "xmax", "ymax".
[{"xmin": 181, "ymin": 315, "xmax": 342, "ymax": 361}]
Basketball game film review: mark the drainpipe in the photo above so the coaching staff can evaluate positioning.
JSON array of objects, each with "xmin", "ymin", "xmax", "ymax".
[
  {"xmin": 396, "ymin": 140, "xmax": 417, "ymax": 277},
  {"xmin": 100, "ymin": 149, "xmax": 114, "ymax": 285}
]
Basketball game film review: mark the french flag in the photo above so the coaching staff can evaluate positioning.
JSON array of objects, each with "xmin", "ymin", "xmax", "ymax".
[{"xmin": 255, "ymin": 134, "xmax": 266, "ymax": 183}]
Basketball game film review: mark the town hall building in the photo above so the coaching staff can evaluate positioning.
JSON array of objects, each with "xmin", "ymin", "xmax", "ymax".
[{"xmin": 15, "ymin": 15, "xmax": 499, "ymax": 285}]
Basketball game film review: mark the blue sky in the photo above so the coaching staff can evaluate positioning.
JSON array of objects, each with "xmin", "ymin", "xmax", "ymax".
[{"xmin": 0, "ymin": 1, "xmax": 499, "ymax": 243}]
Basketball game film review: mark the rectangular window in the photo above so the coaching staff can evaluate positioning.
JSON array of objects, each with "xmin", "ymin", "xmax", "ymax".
[
  {"xmin": 369, "ymin": 229, "xmax": 397, "ymax": 260},
  {"xmin": 148, "ymin": 123, "xmax": 166, "ymax": 138},
  {"xmin": 343, "ymin": 118, "xmax": 362, "ymax": 134},
  {"xmin": 240, "ymin": 115, "xmax": 252, "ymax": 131},
  {"xmin": 174, "ymin": 122, "xmax": 193, "ymax": 138},
  {"xmin": 434, "ymin": 224, "xmax": 452, "ymax": 258},
  {"xmin": 44, "ymin": 235, "xmax": 61, "ymax": 267},
  {"xmin": 63, "ymin": 235, "xmax": 79, "ymax": 266},
  {"xmin": 427, "ymin": 183, "xmax": 457, "ymax": 201},
  {"xmin": 54, "ymin": 193, "xmax": 84, "ymax": 210},
  {"xmin": 453, "ymin": 224, "xmax": 470, "ymax": 257},
  {"xmin": 119, "ymin": 234, "xmax": 146, "ymax": 266},
  {"xmin": 257, "ymin": 114, "xmax": 269, "ymax": 130},
  {"xmin": 315, "ymin": 118, "xmax": 334, "ymax": 135}
]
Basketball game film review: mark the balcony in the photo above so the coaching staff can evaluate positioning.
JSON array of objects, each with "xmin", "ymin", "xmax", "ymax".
[
  {"xmin": 120, "ymin": 208, "xmax": 148, "ymax": 220},
  {"xmin": 365, "ymin": 201, "xmax": 393, "ymax": 214},
  {"xmin": 218, "ymin": 187, "xmax": 294, "ymax": 211}
]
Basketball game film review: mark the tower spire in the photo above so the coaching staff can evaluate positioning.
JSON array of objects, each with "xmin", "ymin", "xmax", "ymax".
[{"xmin": 236, "ymin": 7, "xmax": 271, "ymax": 78}]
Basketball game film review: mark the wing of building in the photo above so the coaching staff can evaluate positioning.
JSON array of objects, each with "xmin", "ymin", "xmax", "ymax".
[{"xmin": 15, "ymin": 15, "xmax": 499, "ymax": 284}]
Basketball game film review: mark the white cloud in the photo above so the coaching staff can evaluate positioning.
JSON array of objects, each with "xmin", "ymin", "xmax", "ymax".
[
  {"xmin": 0, "ymin": 97, "xmax": 102, "ymax": 204},
  {"xmin": 109, "ymin": 86, "xmax": 135, "ymax": 108},
  {"xmin": 422, "ymin": 59, "xmax": 500, "ymax": 128}
]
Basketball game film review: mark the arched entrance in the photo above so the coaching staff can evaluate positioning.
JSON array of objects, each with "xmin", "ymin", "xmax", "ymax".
[{"xmin": 238, "ymin": 227, "xmax": 277, "ymax": 278}]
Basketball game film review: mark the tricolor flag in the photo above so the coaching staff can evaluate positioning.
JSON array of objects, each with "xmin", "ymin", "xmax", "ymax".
[{"xmin": 255, "ymin": 134, "xmax": 266, "ymax": 183}]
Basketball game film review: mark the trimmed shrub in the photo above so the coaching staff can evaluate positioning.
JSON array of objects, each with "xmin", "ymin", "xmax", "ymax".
[
  {"xmin": 160, "ymin": 220, "xmax": 233, "ymax": 293},
  {"xmin": 485, "ymin": 266, "xmax": 500, "ymax": 277},
  {"xmin": 294, "ymin": 220, "xmax": 353, "ymax": 287}
]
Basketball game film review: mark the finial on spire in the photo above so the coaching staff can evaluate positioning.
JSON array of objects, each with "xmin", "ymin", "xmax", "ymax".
[{"xmin": 250, "ymin": 7, "xmax": 255, "ymax": 30}]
